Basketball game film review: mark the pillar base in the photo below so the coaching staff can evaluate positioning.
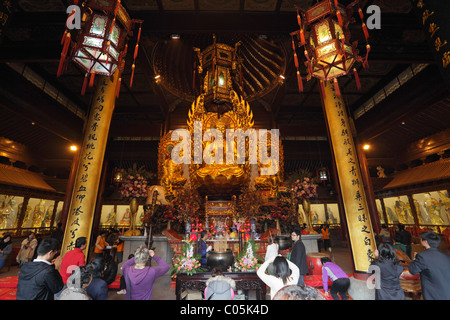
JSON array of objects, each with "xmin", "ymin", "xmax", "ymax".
[{"xmin": 348, "ymin": 273, "xmax": 375, "ymax": 300}]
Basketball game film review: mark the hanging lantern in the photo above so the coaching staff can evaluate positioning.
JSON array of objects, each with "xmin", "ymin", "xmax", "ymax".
[
  {"xmin": 193, "ymin": 35, "xmax": 243, "ymax": 114},
  {"xmin": 58, "ymin": 0, "xmax": 143, "ymax": 95},
  {"xmin": 317, "ymin": 167, "xmax": 330, "ymax": 186},
  {"xmin": 290, "ymin": 0, "xmax": 369, "ymax": 96},
  {"xmin": 112, "ymin": 167, "xmax": 125, "ymax": 185}
]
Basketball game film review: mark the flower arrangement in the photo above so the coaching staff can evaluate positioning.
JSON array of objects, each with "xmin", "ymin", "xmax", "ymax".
[
  {"xmin": 234, "ymin": 240, "xmax": 260, "ymax": 272},
  {"xmin": 119, "ymin": 164, "xmax": 155, "ymax": 199},
  {"xmin": 170, "ymin": 241, "xmax": 206, "ymax": 276},
  {"xmin": 291, "ymin": 175, "xmax": 318, "ymax": 199},
  {"xmin": 168, "ymin": 187, "xmax": 201, "ymax": 222}
]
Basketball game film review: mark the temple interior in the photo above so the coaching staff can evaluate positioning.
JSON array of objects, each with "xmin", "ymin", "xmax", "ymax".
[{"xmin": 0, "ymin": 0, "xmax": 449, "ymax": 302}]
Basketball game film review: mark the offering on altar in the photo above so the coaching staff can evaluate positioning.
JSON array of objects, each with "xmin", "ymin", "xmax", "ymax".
[
  {"xmin": 171, "ymin": 240, "xmax": 206, "ymax": 276},
  {"xmin": 234, "ymin": 240, "xmax": 261, "ymax": 272},
  {"xmin": 214, "ymin": 235, "xmax": 228, "ymax": 252}
]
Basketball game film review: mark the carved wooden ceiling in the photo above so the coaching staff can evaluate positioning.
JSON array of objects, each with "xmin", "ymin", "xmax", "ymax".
[{"xmin": 0, "ymin": 0, "xmax": 448, "ymax": 189}]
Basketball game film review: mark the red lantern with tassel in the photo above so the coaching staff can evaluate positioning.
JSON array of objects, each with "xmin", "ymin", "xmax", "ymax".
[
  {"xmin": 57, "ymin": 0, "xmax": 143, "ymax": 95},
  {"xmin": 290, "ymin": 0, "xmax": 370, "ymax": 94}
]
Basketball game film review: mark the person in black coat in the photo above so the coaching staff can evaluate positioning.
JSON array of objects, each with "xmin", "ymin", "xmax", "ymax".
[
  {"xmin": 17, "ymin": 238, "xmax": 64, "ymax": 300},
  {"xmin": 85, "ymin": 257, "xmax": 109, "ymax": 300},
  {"xmin": 394, "ymin": 223, "xmax": 412, "ymax": 258},
  {"xmin": 407, "ymin": 231, "xmax": 450, "ymax": 300},
  {"xmin": 370, "ymin": 243, "xmax": 405, "ymax": 300},
  {"xmin": 290, "ymin": 227, "xmax": 308, "ymax": 286}
]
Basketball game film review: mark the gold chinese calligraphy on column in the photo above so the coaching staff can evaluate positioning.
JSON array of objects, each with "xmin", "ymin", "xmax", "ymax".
[
  {"xmin": 61, "ymin": 71, "xmax": 119, "ymax": 256},
  {"xmin": 321, "ymin": 80, "xmax": 376, "ymax": 272}
]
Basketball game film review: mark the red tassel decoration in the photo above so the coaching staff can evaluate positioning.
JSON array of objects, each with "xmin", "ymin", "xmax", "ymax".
[
  {"xmin": 336, "ymin": 10, "xmax": 343, "ymax": 27},
  {"xmin": 363, "ymin": 44, "xmax": 371, "ymax": 69},
  {"xmin": 133, "ymin": 44, "xmax": 139, "ymax": 60},
  {"xmin": 353, "ymin": 68, "xmax": 361, "ymax": 90},
  {"xmin": 137, "ymin": 25, "xmax": 142, "ymax": 43},
  {"xmin": 57, "ymin": 33, "xmax": 71, "ymax": 77},
  {"xmin": 81, "ymin": 73, "xmax": 88, "ymax": 95},
  {"xmin": 130, "ymin": 64, "xmax": 135, "ymax": 87},
  {"xmin": 114, "ymin": 0, "xmax": 121, "ymax": 16},
  {"xmin": 362, "ymin": 22, "xmax": 369, "ymax": 41},
  {"xmin": 89, "ymin": 72, "xmax": 95, "ymax": 87},
  {"xmin": 358, "ymin": 8, "xmax": 364, "ymax": 20},
  {"xmin": 296, "ymin": 10, "xmax": 302, "ymax": 27},
  {"xmin": 61, "ymin": 30, "xmax": 67, "ymax": 45},
  {"xmin": 300, "ymin": 29, "xmax": 306, "ymax": 46},
  {"xmin": 334, "ymin": 0, "xmax": 339, "ymax": 6},
  {"xmin": 296, "ymin": 70, "xmax": 303, "ymax": 93},
  {"xmin": 333, "ymin": 78, "xmax": 341, "ymax": 97}
]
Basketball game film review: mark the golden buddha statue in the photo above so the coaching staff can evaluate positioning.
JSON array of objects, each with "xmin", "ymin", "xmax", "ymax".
[
  {"xmin": 119, "ymin": 208, "xmax": 131, "ymax": 226},
  {"xmin": 160, "ymin": 155, "xmax": 187, "ymax": 197},
  {"xmin": 104, "ymin": 208, "xmax": 116, "ymax": 226},
  {"xmin": 32, "ymin": 200, "xmax": 46, "ymax": 228}
]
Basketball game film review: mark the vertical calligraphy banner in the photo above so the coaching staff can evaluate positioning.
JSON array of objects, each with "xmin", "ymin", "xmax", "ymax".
[
  {"xmin": 320, "ymin": 80, "xmax": 376, "ymax": 273},
  {"xmin": 61, "ymin": 71, "xmax": 119, "ymax": 257}
]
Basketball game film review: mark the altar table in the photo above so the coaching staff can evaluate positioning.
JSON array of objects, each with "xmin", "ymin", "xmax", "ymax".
[{"xmin": 175, "ymin": 272, "xmax": 267, "ymax": 300}]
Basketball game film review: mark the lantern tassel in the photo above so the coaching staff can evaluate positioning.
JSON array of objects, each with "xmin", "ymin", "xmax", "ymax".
[
  {"xmin": 334, "ymin": 0, "xmax": 339, "ymax": 6},
  {"xmin": 89, "ymin": 72, "xmax": 95, "ymax": 87},
  {"xmin": 296, "ymin": 70, "xmax": 303, "ymax": 93},
  {"xmin": 362, "ymin": 22, "xmax": 369, "ymax": 41},
  {"xmin": 294, "ymin": 52, "xmax": 299, "ymax": 69},
  {"xmin": 336, "ymin": 10, "xmax": 343, "ymax": 27},
  {"xmin": 114, "ymin": 0, "xmax": 121, "ymax": 16},
  {"xmin": 353, "ymin": 68, "xmax": 361, "ymax": 90},
  {"xmin": 358, "ymin": 8, "xmax": 364, "ymax": 21},
  {"xmin": 57, "ymin": 33, "xmax": 71, "ymax": 77},
  {"xmin": 296, "ymin": 10, "xmax": 302, "ymax": 27},
  {"xmin": 81, "ymin": 73, "xmax": 88, "ymax": 95},
  {"xmin": 300, "ymin": 29, "xmax": 306, "ymax": 46},
  {"xmin": 137, "ymin": 25, "xmax": 142, "ymax": 43},
  {"xmin": 61, "ymin": 30, "xmax": 67, "ymax": 45},
  {"xmin": 130, "ymin": 64, "xmax": 135, "ymax": 87},
  {"xmin": 363, "ymin": 44, "xmax": 371, "ymax": 69},
  {"xmin": 333, "ymin": 78, "xmax": 341, "ymax": 97},
  {"xmin": 133, "ymin": 44, "xmax": 139, "ymax": 60}
]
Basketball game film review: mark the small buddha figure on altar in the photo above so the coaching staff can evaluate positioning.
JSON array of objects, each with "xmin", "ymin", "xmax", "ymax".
[
  {"xmin": 105, "ymin": 208, "xmax": 117, "ymax": 226},
  {"xmin": 31, "ymin": 200, "xmax": 46, "ymax": 228},
  {"xmin": 119, "ymin": 208, "xmax": 131, "ymax": 226},
  {"xmin": 160, "ymin": 155, "xmax": 187, "ymax": 198}
]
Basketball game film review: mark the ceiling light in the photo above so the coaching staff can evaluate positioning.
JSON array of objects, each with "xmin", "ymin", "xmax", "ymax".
[
  {"xmin": 363, "ymin": 144, "xmax": 370, "ymax": 150},
  {"xmin": 70, "ymin": 145, "xmax": 78, "ymax": 152},
  {"xmin": 170, "ymin": 34, "xmax": 180, "ymax": 39}
]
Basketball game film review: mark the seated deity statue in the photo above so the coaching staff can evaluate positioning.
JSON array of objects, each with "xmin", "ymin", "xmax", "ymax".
[
  {"xmin": 119, "ymin": 208, "xmax": 131, "ymax": 226},
  {"xmin": 160, "ymin": 156, "xmax": 186, "ymax": 196},
  {"xmin": 32, "ymin": 200, "xmax": 46, "ymax": 228}
]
